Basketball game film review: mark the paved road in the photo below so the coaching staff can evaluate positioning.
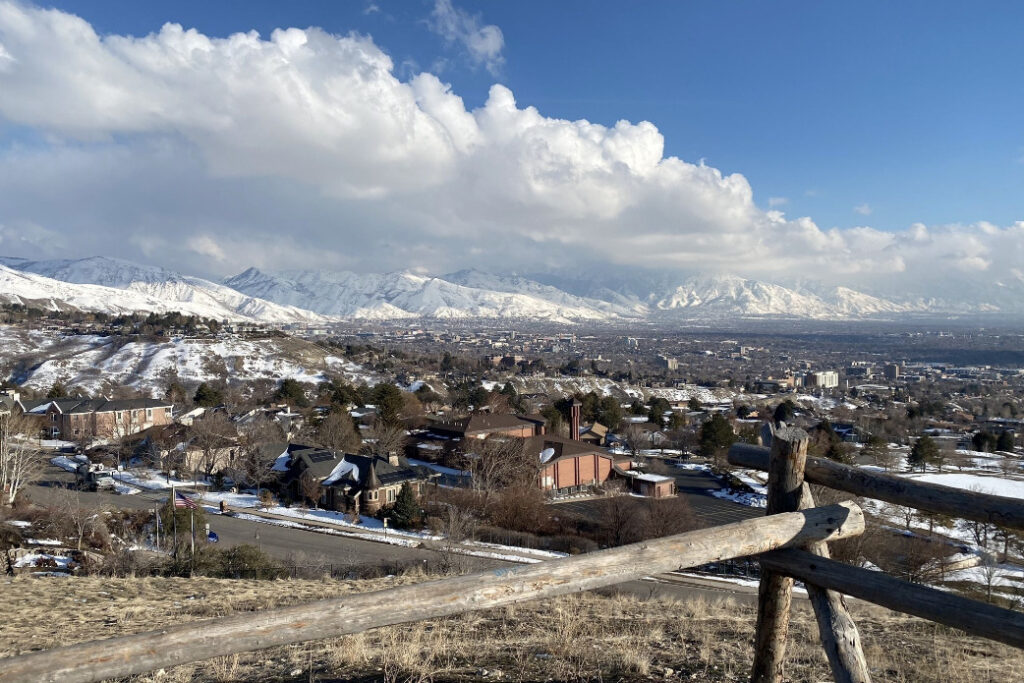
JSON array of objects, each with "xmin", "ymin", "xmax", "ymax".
[
  {"xmin": 29, "ymin": 469, "xmax": 452, "ymax": 570},
  {"xmin": 27, "ymin": 465, "xmax": 758, "ymax": 604}
]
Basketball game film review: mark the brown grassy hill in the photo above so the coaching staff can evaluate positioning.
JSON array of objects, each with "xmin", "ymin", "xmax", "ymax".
[{"xmin": 1, "ymin": 573, "xmax": 1022, "ymax": 682}]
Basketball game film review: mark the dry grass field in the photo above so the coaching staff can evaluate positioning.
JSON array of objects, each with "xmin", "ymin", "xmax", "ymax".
[{"xmin": 1, "ymin": 573, "xmax": 1023, "ymax": 682}]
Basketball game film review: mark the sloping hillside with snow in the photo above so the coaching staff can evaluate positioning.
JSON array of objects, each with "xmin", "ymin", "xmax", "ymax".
[
  {"xmin": 0, "ymin": 326, "xmax": 375, "ymax": 395},
  {"xmin": 1, "ymin": 253, "xmax": 1001, "ymax": 323},
  {"xmin": 0, "ymin": 257, "xmax": 326, "ymax": 324},
  {"xmin": 224, "ymin": 268, "xmax": 629, "ymax": 322},
  {"xmin": 649, "ymin": 275, "xmax": 916, "ymax": 319}
]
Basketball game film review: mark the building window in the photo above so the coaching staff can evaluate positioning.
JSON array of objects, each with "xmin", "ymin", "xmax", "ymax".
[
  {"xmin": 146, "ymin": 409, "xmax": 153, "ymax": 418},
  {"xmin": 387, "ymin": 488, "xmax": 396, "ymax": 503}
]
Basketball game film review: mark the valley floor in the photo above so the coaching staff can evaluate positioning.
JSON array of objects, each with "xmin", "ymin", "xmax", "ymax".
[{"xmin": 2, "ymin": 574, "xmax": 1022, "ymax": 682}]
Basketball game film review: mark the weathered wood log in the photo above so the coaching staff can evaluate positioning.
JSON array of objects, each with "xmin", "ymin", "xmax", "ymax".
[
  {"xmin": 751, "ymin": 427, "xmax": 808, "ymax": 683},
  {"xmin": 761, "ymin": 548, "xmax": 1024, "ymax": 650},
  {"xmin": 0, "ymin": 503, "xmax": 864, "ymax": 683},
  {"xmin": 799, "ymin": 484, "xmax": 872, "ymax": 683},
  {"xmin": 729, "ymin": 443, "xmax": 1024, "ymax": 531}
]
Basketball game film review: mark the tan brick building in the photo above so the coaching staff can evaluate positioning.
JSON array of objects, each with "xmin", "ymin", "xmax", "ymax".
[{"xmin": 34, "ymin": 398, "xmax": 173, "ymax": 441}]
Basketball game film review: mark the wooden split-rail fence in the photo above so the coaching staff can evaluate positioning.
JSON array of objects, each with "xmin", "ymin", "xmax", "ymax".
[{"xmin": 2, "ymin": 427, "xmax": 1024, "ymax": 682}]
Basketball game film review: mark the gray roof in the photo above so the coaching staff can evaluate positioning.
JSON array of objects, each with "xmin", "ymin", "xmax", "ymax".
[{"xmin": 41, "ymin": 397, "xmax": 172, "ymax": 415}]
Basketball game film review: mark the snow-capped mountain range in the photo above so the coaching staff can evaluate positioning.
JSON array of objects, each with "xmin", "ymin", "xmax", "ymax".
[
  {"xmin": 0, "ymin": 257, "xmax": 326, "ymax": 324},
  {"xmin": 0, "ymin": 255, "xmax": 1007, "ymax": 324}
]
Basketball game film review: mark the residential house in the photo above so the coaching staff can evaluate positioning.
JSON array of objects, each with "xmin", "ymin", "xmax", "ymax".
[
  {"xmin": 273, "ymin": 444, "xmax": 438, "ymax": 514},
  {"xmin": 578, "ymin": 422, "xmax": 610, "ymax": 446},
  {"xmin": 31, "ymin": 397, "xmax": 173, "ymax": 440}
]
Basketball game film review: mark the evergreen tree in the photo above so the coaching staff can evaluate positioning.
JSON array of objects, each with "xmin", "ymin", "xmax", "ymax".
[
  {"xmin": 909, "ymin": 436, "xmax": 939, "ymax": 472},
  {"xmin": 373, "ymin": 383, "xmax": 405, "ymax": 425},
  {"xmin": 773, "ymin": 400, "xmax": 796, "ymax": 424},
  {"xmin": 698, "ymin": 413, "xmax": 737, "ymax": 461},
  {"xmin": 997, "ymin": 430, "xmax": 1016, "ymax": 452},
  {"xmin": 598, "ymin": 396, "xmax": 623, "ymax": 430},
  {"xmin": 46, "ymin": 380, "xmax": 67, "ymax": 399},
  {"xmin": 388, "ymin": 482, "xmax": 420, "ymax": 529},
  {"xmin": 193, "ymin": 382, "xmax": 223, "ymax": 408},
  {"xmin": 275, "ymin": 378, "xmax": 310, "ymax": 407},
  {"xmin": 972, "ymin": 430, "xmax": 997, "ymax": 453},
  {"xmin": 647, "ymin": 397, "xmax": 671, "ymax": 426}
]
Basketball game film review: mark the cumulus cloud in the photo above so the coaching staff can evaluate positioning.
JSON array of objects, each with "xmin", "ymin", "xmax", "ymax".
[
  {"xmin": 768, "ymin": 197, "xmax": 788, "ymax": 208},
  {"xmin": 0, "ymin": 1, "xmax": 1020, "ymax": 306},
  {"xmin": 428, "ymin": 0, "xmax": 504, "ymax": 75},
  {"xmin": 853, "ymin": 203, "xmax": 872, "ymax": 215}
]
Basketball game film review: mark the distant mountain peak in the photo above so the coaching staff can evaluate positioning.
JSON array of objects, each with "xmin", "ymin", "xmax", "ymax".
[{"xmin": 2, "ymin": 255, "xmax": 1015, "ymax": 323}]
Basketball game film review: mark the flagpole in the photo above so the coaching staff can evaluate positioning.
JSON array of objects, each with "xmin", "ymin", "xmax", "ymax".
[
  {"xmin": 171, "ymin": 486, "xmax": 178, "ymax": 560},
  {"xmin": 190, "ymin": 509, "xmax": 195, "ymax": 575}
]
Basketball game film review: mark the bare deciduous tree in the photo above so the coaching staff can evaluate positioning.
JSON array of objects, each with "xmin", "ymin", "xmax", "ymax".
[
  {"xmin": 360, "ymin": 421, "xmax": 407, "ymax": 458},
  {"xmin": 0, "ymin": 413, "xmax": 43, "ymax": 506},
  {"xmin": 622, "ymin": 423, "xmax": 650, "ymax": 459},
  {"xmin": 188, "ymin": 411, "xmax": 237, "ymax": 477},
  {"xmin": 228, "ymin": 416, "xmax": 282, "ymax": 495},
  {"xmin": 466, "ymin": 435, "xmax": 537, "ymax": 506},
  {"xmin": 299, "ymin": 470, "xmax": 323, "ymax": 508},
  {"xmin": 314, "ymin": 412, "xmax": 361, "ymax": 453}
]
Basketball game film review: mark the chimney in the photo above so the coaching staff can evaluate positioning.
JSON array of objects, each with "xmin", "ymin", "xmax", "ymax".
[
  {"xmin": 570, "ymin": 399, "xmax": 582, "ymax": 441},
  {"xmin": 388, "ymin": 451, "xmax": 400, "ymax": 467}
]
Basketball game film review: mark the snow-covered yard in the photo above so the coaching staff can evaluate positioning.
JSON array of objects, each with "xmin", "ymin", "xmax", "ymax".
[{"xmin": 905, "ymin": 472, "xmax": 1024, "ymax": 499}]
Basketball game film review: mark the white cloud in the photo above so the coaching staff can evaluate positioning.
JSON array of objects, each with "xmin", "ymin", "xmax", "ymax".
[
  {"xmin": 186, "ymin": 235, "xmax": 226, "ymax": 262},
  {"xmin": 428, "ymin": 0, "xmax": 504, "ymax": 76},
  {"xmin": 853, "ymin": 203, "xmax": 872, "ymax": 215},
  {"xmin": 0, "ymin": 2, "xmax": 1021, "ymax": 307},
  {"xmin": 768, "ymin": 196, "xmax": 788, "ymax": 208}
]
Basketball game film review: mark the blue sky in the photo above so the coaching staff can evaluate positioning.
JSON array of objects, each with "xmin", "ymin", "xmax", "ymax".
[
  {"xmin": 45, "ymin": 0, "xmax": 1024, "ymax": 233},
  {"xmin": 0, "ymin": 0, "xmax": 1021, "ymax": 300}
]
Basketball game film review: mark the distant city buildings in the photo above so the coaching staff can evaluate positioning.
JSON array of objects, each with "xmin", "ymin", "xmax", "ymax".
[{"xmin": 805, "ymin": 370, "xmax": 839, "ymax": 389}]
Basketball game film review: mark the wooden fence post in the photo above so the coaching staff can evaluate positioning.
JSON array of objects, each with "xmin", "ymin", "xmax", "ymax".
[
  {"xmin": 750, "ymin": 426, "xmax": 808, "ymax": 683},
  {"xmin": 750, "ymin": 427, "xmax": 872, "ymax": 683},
  {"xmin": 800, "ymin": 485, "xmax": 872, "ymax": 683}
]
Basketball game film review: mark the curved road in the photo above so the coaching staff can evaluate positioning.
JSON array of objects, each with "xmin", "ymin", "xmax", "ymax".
[{"xmin": 28, "ymin": 465, "xmax": 758, "ymax": 605}]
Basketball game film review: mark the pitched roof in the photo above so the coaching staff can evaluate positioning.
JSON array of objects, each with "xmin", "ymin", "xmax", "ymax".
[
  {"xmin": 275, "ymin": 442, "xmax": 436, "ymax": 491},
  {"xmin": 524, "ymin": 434, "xmax": 611, "ymax": 465},
  {"xmin": 429, "ymin": 413, "xmax": 540, "ymax": 436},
  {"xmin": 36, "ymin": 397, "xmax": 173, "ymax": 415}
]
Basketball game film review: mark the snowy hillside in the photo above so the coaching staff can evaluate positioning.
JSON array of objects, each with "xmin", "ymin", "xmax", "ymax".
[
  {"xmin": 0, "ymin": 257, "xmax": 327, "ymax": 324},
  {"xmin": 0, "ymin": 253, "xmax": 1003, "ymax": 323},
  {"xmin": 0, "ymin": 264, "xmax": 263, "ymax": 321},
  {"xmin": 0, "ymin": 326, "xmax": 375, "ymax": 394},
  {"xmin": 649, "ymin": 275, "xmax": 916, "ymax": 319},
  {"xmin": 224, "ymin": 268, "xmax": 629, "ymax": 322},
  {"xmin": 444, "ymin": 269, "xmax": 645, "ymax": 317}
]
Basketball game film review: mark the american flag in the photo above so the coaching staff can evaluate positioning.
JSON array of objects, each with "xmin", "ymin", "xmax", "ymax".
[{"xmin": 174, "ymin": 492, "xmax": 198, "ymax": 509}]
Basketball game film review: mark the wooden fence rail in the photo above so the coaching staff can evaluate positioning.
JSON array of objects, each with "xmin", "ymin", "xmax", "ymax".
[
  {"xmin": 729, "ymin": 443, "xmax": 1024, "ymax": 531},
  {"xmin": 0, "ymin": 503, "xmax": 863, "ymax": 683},
  {"xmin": 734, "ymin": 432, "xmax": 1024, "ymax": 683},
  {"xmin": 761, "ymin": 548, "xmax": 1024, "ymax": 649}
]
